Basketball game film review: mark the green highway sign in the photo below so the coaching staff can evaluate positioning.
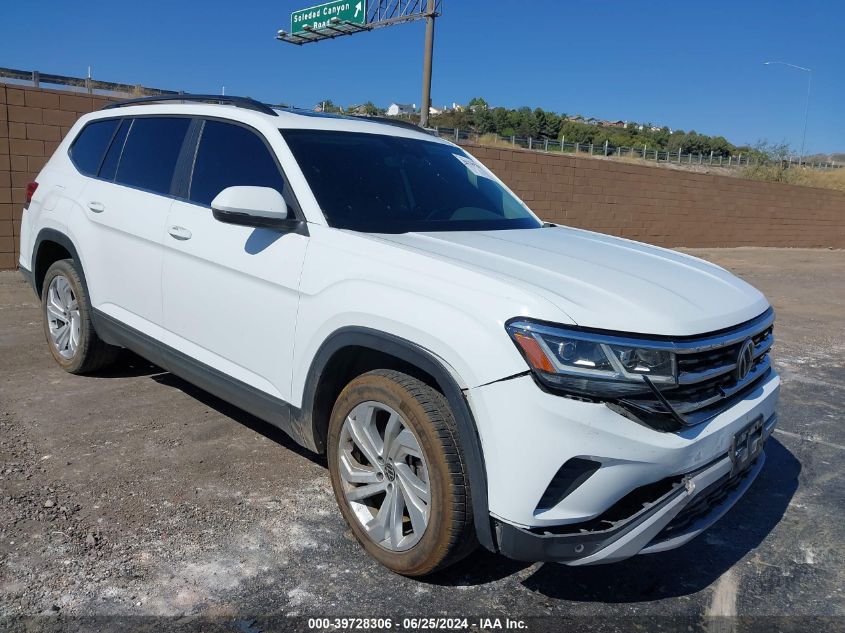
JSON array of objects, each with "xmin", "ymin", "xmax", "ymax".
[{"xmin": 291, "ymin": 0, "xmax": 366, "ymax": 35}]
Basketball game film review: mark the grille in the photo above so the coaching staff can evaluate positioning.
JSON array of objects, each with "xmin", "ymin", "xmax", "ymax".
[{"xmin": 621, "ymin": 309, "xmax": 774, "ymax": 427}]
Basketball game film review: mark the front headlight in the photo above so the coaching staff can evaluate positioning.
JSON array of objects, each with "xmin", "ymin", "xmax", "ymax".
[{"xmin": 506, "ymin": 319, "xmax": 676, "ymax": 398}]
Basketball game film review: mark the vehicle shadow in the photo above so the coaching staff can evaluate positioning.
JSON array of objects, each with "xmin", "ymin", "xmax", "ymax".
[
  {"xmin": 149, "ymin": 370, "xmax": 327, "ymax": 468},
  {"xmin": 424, "ymin": 546, "xmax": 533, "ymax": 584},
  {"xmin": 88, "ymin": 349, "xmax": 163, "ymax": 378},
  {"xmin": 424, "ymin": 438, "xmax": 799, "ymax": 596},
  {"xmin": 86, "ymin": 351, "xmax": 324, "ymax": 465}
]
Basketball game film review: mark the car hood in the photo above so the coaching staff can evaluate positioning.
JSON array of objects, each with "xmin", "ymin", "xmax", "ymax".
[{"xmin": 372, "ymin": 226, "xmax": 770, "ymax": 336}]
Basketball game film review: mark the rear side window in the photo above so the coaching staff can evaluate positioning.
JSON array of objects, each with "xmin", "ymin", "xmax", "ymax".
[
  {"xmin": 115, "ymin": 117, "xmax": 191, "ymax": 195},
  {"xmin": 189, "ymin": 120, "xmax": 285, "ymax": 207},
  {"xmin": 69, "ymin": 119, "xmax": 120, "ymax": 176}
]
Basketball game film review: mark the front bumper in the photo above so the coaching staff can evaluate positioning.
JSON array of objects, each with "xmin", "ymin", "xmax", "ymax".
[
  {"xmin": 466, "ymin": 368, "xmax": 780, "ymax": 564},
  {"xmin": 495, "ymin": 416, "xmax": 773, "ymax": 565}
]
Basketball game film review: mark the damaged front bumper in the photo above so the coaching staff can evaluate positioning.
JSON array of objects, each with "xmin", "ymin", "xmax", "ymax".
[{"xmin": 494, "ymin": 412, "xmax": 776, "ymax": 565}]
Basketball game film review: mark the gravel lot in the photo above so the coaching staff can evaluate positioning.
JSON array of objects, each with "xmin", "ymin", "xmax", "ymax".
[{"xmin": 1, "ymin": 248, "xmax": 843, "ymax": 632}]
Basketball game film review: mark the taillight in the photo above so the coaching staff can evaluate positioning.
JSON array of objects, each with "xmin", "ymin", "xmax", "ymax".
[{"xmin": 25, "ymin": 181, "xmax": 39, "ymax": 207}]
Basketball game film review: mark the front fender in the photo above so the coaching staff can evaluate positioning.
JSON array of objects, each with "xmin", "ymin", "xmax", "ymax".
[{"xmin": 296, "ymin": 325, "xmax": 496, "ymax": 552}]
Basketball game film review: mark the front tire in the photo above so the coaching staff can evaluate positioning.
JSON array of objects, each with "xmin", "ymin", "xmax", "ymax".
[
  {"xmin": 41, "ymin": 259, "xmax": 120, "ymax": 374},
  {"xmin": 327, "ymin": 369, "xmax": 477, "ymax": 576}
]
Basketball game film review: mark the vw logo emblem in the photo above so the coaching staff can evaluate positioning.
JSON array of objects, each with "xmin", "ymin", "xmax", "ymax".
[
  {"xmin": 383, "ymin": 462, "xmax": 396, "ymax": 482},
  {"xmin": 735, "ymin": 338, "xmax": 755, "ymax": 381}
]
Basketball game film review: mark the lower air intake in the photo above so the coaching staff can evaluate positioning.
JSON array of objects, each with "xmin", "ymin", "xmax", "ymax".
[{"xmin": 535, "ymin": 457, "xmax": 601, "ymax": 512}]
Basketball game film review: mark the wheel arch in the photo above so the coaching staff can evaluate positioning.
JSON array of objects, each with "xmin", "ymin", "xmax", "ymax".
[
  {"xmin": 296, "ymin": 326, "xmax": 495, "ymax": 551},
  {"xmin": 31, "ymin": 228, "xmax": 88, "ymax": 298}
]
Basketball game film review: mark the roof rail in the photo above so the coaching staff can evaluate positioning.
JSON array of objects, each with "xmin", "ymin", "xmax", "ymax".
[
  {"xmin": 351, "ymin": 115, "xmax": 433, "ymax": 134},
  {"xmin": 102, "ymin": 94, "xmax": 278, "ymax": 117}
]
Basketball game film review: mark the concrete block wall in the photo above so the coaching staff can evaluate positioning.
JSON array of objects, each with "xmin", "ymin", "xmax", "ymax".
[
  {"xmin": 465, "ymin": 144, "xmax": 845, "ymax": 248},
  {"xmin": 0, "ymin": 83, "xmax": 118, "ymax": 269},
  {"xmin": 2, "ymin": 82, "xmax": 844, "ymax": 272}
]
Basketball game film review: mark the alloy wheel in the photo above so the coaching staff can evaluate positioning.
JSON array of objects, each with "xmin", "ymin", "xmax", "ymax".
[
  {"xmin": 337, "ymin": 401, "xmax": 431, "ymax": 551},
  {"xmin": 46, "ymin": 275, "xmax": 80, "ymax": 360}
]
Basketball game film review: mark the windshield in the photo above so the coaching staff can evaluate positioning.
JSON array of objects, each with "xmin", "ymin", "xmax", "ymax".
[{"xmin": 281, "ymin": 129, "xmax": 542, "ymax": 233}]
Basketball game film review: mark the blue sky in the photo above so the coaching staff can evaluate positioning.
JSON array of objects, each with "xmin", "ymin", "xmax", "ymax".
[{"xmin": 3, "ymin": 1, "xmax": 843, "ymax": 153}]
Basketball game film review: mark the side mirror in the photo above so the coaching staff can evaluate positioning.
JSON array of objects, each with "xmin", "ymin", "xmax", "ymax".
[{"xmin": 211, "ymin": 186, "xmax": 301, "ymax": 230}]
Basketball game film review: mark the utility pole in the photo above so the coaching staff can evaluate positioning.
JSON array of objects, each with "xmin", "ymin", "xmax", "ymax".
[{"xmin": 419, "ymin": 0, "xmax": 436, "ymax": 128}]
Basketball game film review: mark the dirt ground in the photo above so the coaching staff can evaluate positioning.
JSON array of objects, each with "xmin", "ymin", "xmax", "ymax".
[{"xmin": 1, "ymin": 248, "xmax": 843, "ymax": 632}]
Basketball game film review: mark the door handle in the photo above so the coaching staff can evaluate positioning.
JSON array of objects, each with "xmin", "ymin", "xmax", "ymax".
[
  {"xmin": 87, "ymin": 201, "xmax": 105, "ymax": 213},
  {"xmin": 168, "ymin": 225, "xmax": 192, "ymax": 241}
]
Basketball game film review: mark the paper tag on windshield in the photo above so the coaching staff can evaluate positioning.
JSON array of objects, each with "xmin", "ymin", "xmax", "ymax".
[{"xmin": 453, "ymin": 154, "xmax": 491, "ymax": 179}]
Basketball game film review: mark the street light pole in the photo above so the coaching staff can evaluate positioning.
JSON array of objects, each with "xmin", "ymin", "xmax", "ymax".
[
  {"xmin": 419, "ymin": 0, "xmax": 436, "ymax": 129},
  {"xmin": 764, "ymin": 61, "xmax": 812, "ymax": 165},
  {"xmin": 800, "ymin": 71, "xmax": 811, "ymax": 165}
]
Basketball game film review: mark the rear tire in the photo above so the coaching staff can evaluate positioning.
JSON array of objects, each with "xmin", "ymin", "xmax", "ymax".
[
  {"xmin": 327, "ymin": 369, "xmax": 477, "ymax": 576},
  {"xmin": 41, "ymin": 259, "xmax": 120, "ymax": 374}
]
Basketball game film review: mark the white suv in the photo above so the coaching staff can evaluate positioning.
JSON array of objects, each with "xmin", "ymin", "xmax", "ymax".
[{"xmin": 18, "ymin": 95, "xmax": 780, "ymax": 576}]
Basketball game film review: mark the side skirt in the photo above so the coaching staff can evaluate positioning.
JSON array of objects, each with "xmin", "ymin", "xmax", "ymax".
[{"xmin": 92, "ymin": 309, "xmax": 307, "ymax": 449}]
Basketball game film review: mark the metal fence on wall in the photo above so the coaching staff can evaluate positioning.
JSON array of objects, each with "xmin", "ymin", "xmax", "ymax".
[
  {"xmin": 0, "ymin": 66, "xmax": 179, "ymax": 97},
  {"xmin": 431, "ymin": 127, "xmax": 841, "ymax": 170},
  {"xmin": 3, "ymin": 66, "xmax": 838, "ymax": 171}
]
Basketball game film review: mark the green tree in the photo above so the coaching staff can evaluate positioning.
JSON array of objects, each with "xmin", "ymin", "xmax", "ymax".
[
  {"xmin": 514, "ymin": 107, "xmax": 538, "ymax": 137},
  {"xmin": 362, "ymin": 101, "xmax": 382, "ymax": 116},
  {"xmin": 473, "ymin": 107, "xmax": 496, "ymax": 133},
  {"xmin": 468, "ymin": 97, "xmax": 489, "ymax": 110},
  {"xmin": 492, "ymin": 107, "xmax": 510, "ymax": 135},
  {"xmin": 708, "ymin": 136, "xmax": 734, "ymax": 155},
  {"xmin": 650, "ymin": 127, "xmax": 670, "ymax": 147},
  {"xmin": 533, "ymin": 108, "xmax": 548, "ymax": 138},
  {"xmin": 429, "ymin": 109, "xmax": 472, "ymax": 130},
  {"xmin": 559, "ymin": 121, "xmax": 597, "ymax": 144},
  {"xmin": 419, "ymin": 97, "xmax": 740, "ymax": 153},
  {"xmin": 544, "ymin": 112, "xmax": 562, "ymax": 138}
]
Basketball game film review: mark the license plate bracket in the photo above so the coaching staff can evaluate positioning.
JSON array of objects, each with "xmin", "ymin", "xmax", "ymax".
[{"xmin": 730, "ymin": 415, "xmax": 765, "ymax": 475}]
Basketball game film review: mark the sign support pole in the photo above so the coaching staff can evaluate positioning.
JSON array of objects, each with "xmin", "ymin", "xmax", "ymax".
[
  {"xmin": 419, "ymin": 0, "xmax": 436, "ymax": 128},
  {"xmin": 279, "ymin": 1, "xmax": 444, "ymax": 129}
]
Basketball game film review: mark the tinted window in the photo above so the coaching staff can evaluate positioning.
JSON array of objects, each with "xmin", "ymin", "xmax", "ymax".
[
  {"xmin": 281, "ymin": 129, "xmax": 540, "ymax": 233},
  {"xmin": 69, "ymin": 119, "xmax": 120, "ymax": 176},
  {"xmin": 189, "ymin": 120, "xmax": 285, "ymax": 207},
  {"xmin": 98, "ymin": 118, "xmax": 130, "ymax": 181},
  {"xmin": 115, "ymin": 117, "xmax": 191, "ymax": 195}
]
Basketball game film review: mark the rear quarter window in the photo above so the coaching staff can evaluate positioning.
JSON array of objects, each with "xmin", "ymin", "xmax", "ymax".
[{"xmin": 68, "ymin": 119, "xmax": 121, "ymax": 176}]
